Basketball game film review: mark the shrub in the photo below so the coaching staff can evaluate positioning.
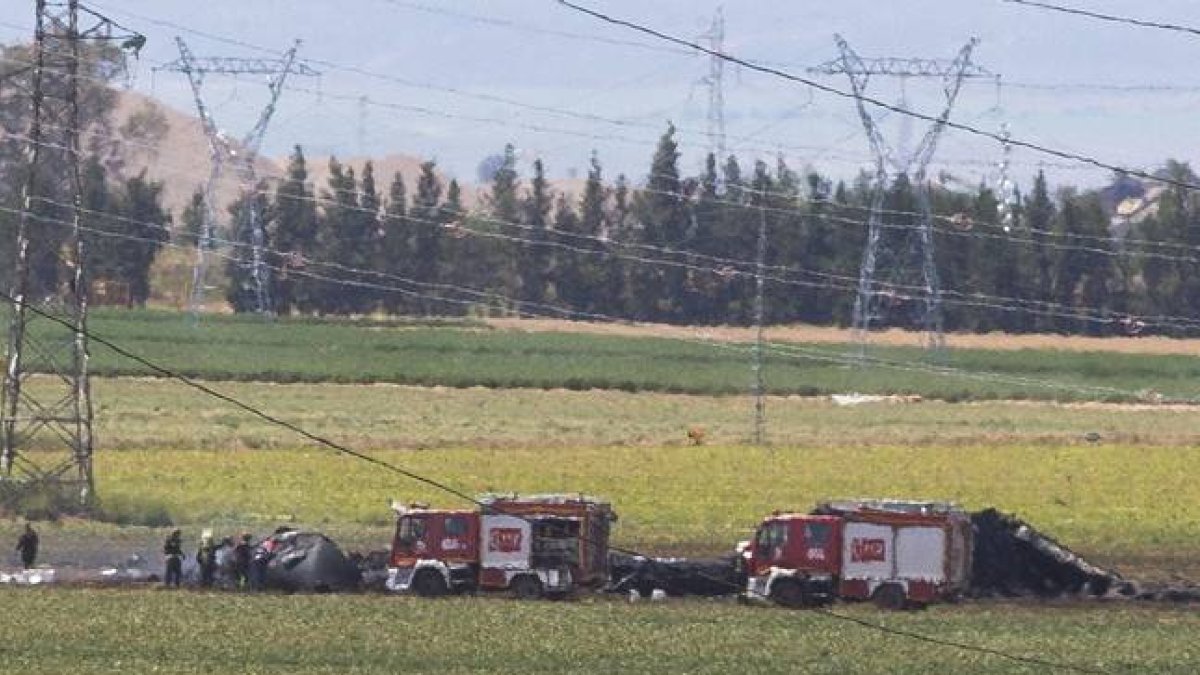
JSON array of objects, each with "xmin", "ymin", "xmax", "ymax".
[{"xmin": 93, "ymin": 494, "xmax": 173, "ymax": 527}]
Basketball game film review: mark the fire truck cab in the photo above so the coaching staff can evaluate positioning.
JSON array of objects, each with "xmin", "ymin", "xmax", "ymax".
[
  {"xmin": 743, "ymin": 499, "xmax": 972, "ymax": 609},
  {"xmin": 386, "ymin": 494, "xmax": 615, "ymax": 599}
]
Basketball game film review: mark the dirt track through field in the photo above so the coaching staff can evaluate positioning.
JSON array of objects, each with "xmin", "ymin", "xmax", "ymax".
[{"xmin": 488, "ymin": 318, "xmax": 1200, "ymax": 356}]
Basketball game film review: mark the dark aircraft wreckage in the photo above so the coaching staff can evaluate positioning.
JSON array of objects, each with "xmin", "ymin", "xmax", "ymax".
[{"xmin": 196, "ymin": 529, "xmax": 361, "ymax": 592}]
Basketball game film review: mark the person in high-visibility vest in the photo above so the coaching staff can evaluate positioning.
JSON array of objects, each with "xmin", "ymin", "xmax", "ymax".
[{"xmin": 196, "ymin": 531, "xmax": 217, "ymax": 588}]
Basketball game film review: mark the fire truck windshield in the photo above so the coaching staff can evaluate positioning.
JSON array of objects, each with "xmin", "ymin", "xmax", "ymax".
[
  {"xmin": 756, "ymin": 521, "xmax": 788, "ymax": 551},
  {"xmin": 804, "ymin": 522, "xmax": 832, "ymax": 547},
  {"xmin": 444, "ymin": 516, "xmax": 469, "ymax": 537},
  {"xmin": 397, "ymin": 516, "xmax": 426, "ymax": 544}
]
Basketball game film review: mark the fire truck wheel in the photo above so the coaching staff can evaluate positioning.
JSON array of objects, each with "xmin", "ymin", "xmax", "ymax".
[
  {"xmin": 768, "ymin": 579, "xmax": 810, "ymax": 609},
  {"xmin": 511, "ymin": 575, "xmax": 543, "ymax": 600},
  {"xmin": 411, "ymin": 570, "xmax": 448, "ymax": 597},
  {"xmin": 872, "ymin": 583, "xmax": 907, "ymax": 611}
]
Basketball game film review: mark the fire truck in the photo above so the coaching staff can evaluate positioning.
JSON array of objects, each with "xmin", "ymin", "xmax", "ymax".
[
  {"xmin": 385, "ymin": 494, "xmax": 616, "ymax": 599},
  {"xmin": 742, "ymin": 499, "xmax": 972, "ymax": 609}
]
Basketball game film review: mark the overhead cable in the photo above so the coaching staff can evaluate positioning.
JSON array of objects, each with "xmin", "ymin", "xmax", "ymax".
[
  {"xmin": 0, "ymin": 283, "xmax": 1109, "ymax": 674},
  {"xmin": 1001, "ymin": 0, "xmax": 1200, "ymax": 37},
  {"xmin": 9, "ymin": 201, "xmax": 1200, "ymax": 404},
  {"xmin": 550, "ymin": 0, "xmax": 1200, "ymax": 193}
]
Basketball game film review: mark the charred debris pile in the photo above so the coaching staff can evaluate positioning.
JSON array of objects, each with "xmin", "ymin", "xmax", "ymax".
[
  {"xmin": 604, "ymin": 507, "xmax": 1200, "ymax": 604},
  {"xmin": 969, "ymin": 508, "xmax": 1119, "ymax": 598},
  {"xmin": 607, "ymin": 553, "xmax": 743, "ymax": 597},
  {"xmin": 969, "ymin": 508, "xmax": 1200, "ymax": 603}
]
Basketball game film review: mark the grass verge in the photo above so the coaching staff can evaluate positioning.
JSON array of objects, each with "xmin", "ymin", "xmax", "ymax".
[{"xmin": 0, "ymin": 589, "xmax": 1195, "ymax": 674}]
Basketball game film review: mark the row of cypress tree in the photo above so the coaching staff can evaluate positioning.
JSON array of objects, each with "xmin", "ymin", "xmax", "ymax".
[{"xmin": 215, "ymin": 125, "xmax": 1200, "ymax": 337}]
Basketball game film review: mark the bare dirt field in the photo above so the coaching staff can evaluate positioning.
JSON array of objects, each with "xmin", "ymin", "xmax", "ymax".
[{"xmin": 488, "ymin": 317, "xmax": 1200, "ymax": 356}]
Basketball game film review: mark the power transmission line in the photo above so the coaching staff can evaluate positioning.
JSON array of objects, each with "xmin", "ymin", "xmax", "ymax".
[
  {"xmin": 1000, "ymin": 0, "xmax": 1200, "ymax": 37},
  {"xmin": 0, "ymin": 50, "xmax": 1177, "ymax": 250},
  {"xmin": 1006, "ymin": 80, "xmax": 1200, "ymax": 93},
  {"xmin": 12, "ymin": 118, "xmax": 1200, "ymax": 334},
  {"xmin": 4, "ymin": 92, "xmax": 1194, "ymax": 262},
  {"xmin": 30, "ymin": 167, "xmax": 1200, "ymax": 334},
  {"xmin": 235, "ymin": 172, "xmax": 1193, "ymax": 332},
  {"xmin": 1, "ymin": 0, "xmax": 144, "ymax": 508},
  {"xmin": 0, "ymin": 40, "xmax": 1107, "ymax": 183},
  {"xmin": 10, "ymin": 117, "xmax": 1200, "ymax": 336},
  {"xmin": 15, "ymin": 193, "xmax": 1197, "ymax": 440},
  {"xmin": 699, "ymin": 7, "xmax": 726, "ymax": 165},
  {"xmin": 84, "ymin": 2, "xmax": 1162, "ymax": 186},
  {"xmin": 380, "ymin": 0, "xmax": 694, "ymax": 57},
  {"xmin": 816, "ymin": 34, "xmax": 985, "ymax": 352},
  {"xmin": 154, "ymin": 37, "xmax": 317, "ymax": 317},
  {"xmin": 549, "ymin": 0, "xmax": 1200, "ymax": 193},
  {"xmin": 4, "ymin": 41, "xmax": 1195, "ymax": 333},
  {"xmin": 0, "ymin": 283, "xmax": 1112, "ymax": 674},
  {"xmin": 3, "ymin": 30, "xmax": 1189, "ymax": 98},
  {"xmin": 11, "ymin": 197, "xmax": 1191, "ymax": 407}
]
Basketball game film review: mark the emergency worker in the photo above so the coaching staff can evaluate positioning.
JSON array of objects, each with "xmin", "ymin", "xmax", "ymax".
[
  {"xmin": 232, "ymin": 532, "xmax": 253, "ymax": 589},
  {"xmin": 15, "ymin": 523, "xmax": 38, "ymax": 569},
  {"xmin": 249, "ymin": 534, "xmax": 275, "ymax": 590},
  {"xmin": 196, "ymin": 531, "xmax": 217, "ymax": 588},
  {"xmin": 163, "ymin": 529, "xmax": 184, "ymax": 587}
]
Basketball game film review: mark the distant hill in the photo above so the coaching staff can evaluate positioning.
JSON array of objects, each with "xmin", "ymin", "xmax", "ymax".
[
  {"xmin": 109, "ymin": 90, "xmax": 282, "ymax": 223},
  {"xmin": 109, "ymin": 91, "xmax": 587, "ymax": 224}
]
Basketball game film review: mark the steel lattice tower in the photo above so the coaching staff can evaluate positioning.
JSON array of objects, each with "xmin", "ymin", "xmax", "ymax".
[
  {"xmin": 1, "ymin": 0, "xmax": 143, "ymax": 506},
  {"xmin": 156, "ymin": 39, "xmax": 318, "ymax": 317},
  {"xmin": 810, "ymin": 35, "xmax": 989, "ymax": 352},
  {"xmin": 996, "ymin": 122, "xmax": 1018, "ymax": 232},
  {"xmin": 700, "ymin": 8, "xmax": 726, "ymax": 165}
]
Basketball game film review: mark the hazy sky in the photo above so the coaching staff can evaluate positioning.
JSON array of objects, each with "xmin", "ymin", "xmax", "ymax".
[{"xmin": 5, "ymin": 0, "xmax": 1200, "ymax": 190}]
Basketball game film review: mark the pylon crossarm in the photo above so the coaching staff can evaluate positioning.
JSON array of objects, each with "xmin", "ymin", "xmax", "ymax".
[
  {"xmin": 911, "ymin": 39, "xmax": 979, "ymax": 172},
  {"xmin": 242, "ymin": 40, "xmax": 301, "ymax": 157},
  {"xmin": 160, "ymin": 38, "xmax": 316, "ymax": 317},
  {"xmin": 823, "ymin": 35, "xmax": 983, "ymax": 353},
  {"xmin": 833, "ymin": 35, "xmax": 893, "ymax": 171}
]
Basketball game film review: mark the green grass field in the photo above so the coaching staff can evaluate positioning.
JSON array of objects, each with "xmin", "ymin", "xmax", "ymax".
[
  {"xmin": 3, "ymin": 310, "xmax": 1199, "ymax": 673},
  {"xmin": 9, "ymin": 308, "xmax": 1200, "ymax": 401},
  {"xmin": 62, "ymin": 377, "xmax": 1200, "ymax": 451},
  {"xmin": 84, "ymin": 442, "xmax": 1199, "ymax": 569},
  {"xmin": 1, "ymin": 589, "xmax": 1196, "ymax": 674},
  {"xmin": 8, "ymin": 375, "xmax": 1199, "ymax": 576}
]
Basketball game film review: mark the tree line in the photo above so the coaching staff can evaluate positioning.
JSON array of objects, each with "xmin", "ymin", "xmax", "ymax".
[
  {"xmin": 0, "ymin": 41, "xmax": 170, "ymax": 307},
  {"xmin": 1, "ymin": 39, "xmax": 1198, "ymax": 335},
  {"xmin": 221, "ymin": 126, "xmax": 1199, "ymax": 337}
]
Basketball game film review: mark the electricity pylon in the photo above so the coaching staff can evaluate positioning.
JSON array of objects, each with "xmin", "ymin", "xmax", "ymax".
[
  {"xmin": 810, "ymin": 35, "xmax": 989, "ymax": 352},
  {"xmin": 700, "ymin": 7, "xmax": 726, "ymax": 165},
  {"xmin": 1, "ymin": 0, "xmax": 144, "ymax": 507},
  {"xmin": 156, "ymin": 39, "xmax": 318, "ymax": 317}
]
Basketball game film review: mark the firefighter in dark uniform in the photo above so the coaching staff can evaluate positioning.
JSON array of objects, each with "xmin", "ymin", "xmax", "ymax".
[
  {"xmin": 163, "ymin": 529, "xmax": 184, "ymax": 587},
  {"xmin": 15, "ymin": 523, "xmax": 38, "ymax": 569},
  {"xmin": 232, "ymin": 533, "xmax": 253, "ymax": 589}
]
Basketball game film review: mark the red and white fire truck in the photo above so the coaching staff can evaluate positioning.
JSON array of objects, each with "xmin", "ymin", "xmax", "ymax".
[
  {"xmin": 741, "ymin": 499, "xmax": 972, "ymax": 609},
  {"xmin": 385, "ymin": 494, "xmax": 616, "ymax": 599}
]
